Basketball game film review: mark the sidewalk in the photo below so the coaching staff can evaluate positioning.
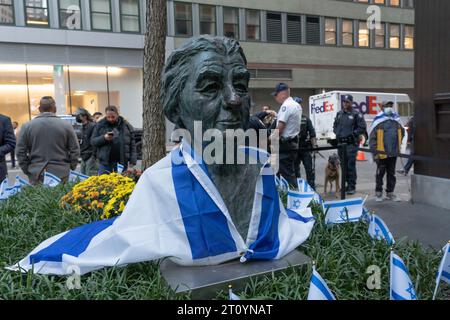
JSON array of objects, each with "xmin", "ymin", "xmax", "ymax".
[{"xmin": 313, "ymin": 150, "xmax": 450, "ymax": 250}]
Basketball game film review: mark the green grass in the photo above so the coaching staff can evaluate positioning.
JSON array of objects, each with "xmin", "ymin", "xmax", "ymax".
[{"xmin": 0, "ymin": 186, "xmax": 448, "ymax": 300}]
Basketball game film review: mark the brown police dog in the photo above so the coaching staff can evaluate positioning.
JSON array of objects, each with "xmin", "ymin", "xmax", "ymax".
[{"xmin": 324, "ymin": 154, "xmax": 341, "ymax": 196}]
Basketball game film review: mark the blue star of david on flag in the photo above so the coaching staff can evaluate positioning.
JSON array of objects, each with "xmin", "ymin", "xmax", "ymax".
[
  {"xmin": 293, "ymin": 200, "xmax": 302, "ymax": 209},
  {"xmin": 390, "ymin": 251, "xmax": 417, "ymax": 300}
]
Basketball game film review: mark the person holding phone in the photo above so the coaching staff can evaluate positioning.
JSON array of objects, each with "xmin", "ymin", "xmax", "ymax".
[{"xmin": 91, "ymin": 106, "xmax": 137, "ymax": 175}]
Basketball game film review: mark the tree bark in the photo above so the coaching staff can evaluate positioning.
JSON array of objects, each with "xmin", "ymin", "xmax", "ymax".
[{"xmin": 142, "ymin": 0, "xmax": 167, "ymax": 169}]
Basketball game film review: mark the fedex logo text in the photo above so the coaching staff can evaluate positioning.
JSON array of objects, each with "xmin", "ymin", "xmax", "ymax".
[
  {"xmin": 341, "ymin": 96, "xmax": 382, "ymax": 115},
  {"xmin": 311, "ymin": 101, "xmax": 335, "ymax": 114}
]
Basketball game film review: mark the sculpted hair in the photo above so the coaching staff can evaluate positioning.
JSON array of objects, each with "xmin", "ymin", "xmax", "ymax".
[{"xmin": 162, "ymin": 36, "xmax": 247, "ymax": 128}]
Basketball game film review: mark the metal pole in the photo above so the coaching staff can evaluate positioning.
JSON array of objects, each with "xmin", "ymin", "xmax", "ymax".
[{"xmin": 341, "ymin": 143, "xmax": 347, "ymax": 200}]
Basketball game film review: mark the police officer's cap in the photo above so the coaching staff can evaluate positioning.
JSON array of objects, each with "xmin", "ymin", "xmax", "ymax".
[
  {"xmin": 382, "ymin": 101, "xmax": 394, "ymax": 107},
  {"xmin": 271, "ymin": 83, "xmax": 289, "ymax": 96},
  {"xmin": 343, "ymin": 94, "xmax": 354, "ymax": 102}
]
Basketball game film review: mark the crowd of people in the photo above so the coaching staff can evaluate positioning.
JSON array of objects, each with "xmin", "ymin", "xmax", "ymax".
[
  {"xmin": 1, "ymin": 89, "xmax": 414, "ymax": 200},
  {"xmin": 0, "ymin": 96, "xmax": 137, "ymax": 185}
]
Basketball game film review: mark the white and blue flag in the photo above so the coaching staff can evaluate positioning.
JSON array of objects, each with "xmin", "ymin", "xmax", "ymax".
[
  {"xmin": 16, "ymin": 175, "xmax": 31, "ymax": 187},
  {"xmin": 117, "ymin": 164, "xmax": 125, "ymax": 174},
  {"xmin": 369, "ymin": 111, "xmax": 408, "ymax": 154},
  {"xmin": 274, "ymin": 175, "xmax": 281, "ymax": 188},
  {"xmin": 390, "ymin": 251, "xmax": 417, "ymax": 300},
  {"xmin": 9, "ymin": 142, "xmax": 315, "ymax": 275},
  {"xmin": 287, "ymin": 190, "xmax": 315, "ymax": 212},
  {"xmin": 307, "ymin": 266, "xmax": 336, "ymax": 300},
  {"xmin": 229, "ymin": 287, "xmax": 241, "ymax": 300},
  {"xmin": 0, "ymin": 178, "xmax": 9, "ymax": 195},
  {"xmin": 297, "ymin": 178, "xmax": 322, "ymax": 204},
  {"xmin": 279, "ymin": 176, "xmax": 289, "ymax": 192},
  {"xmin": 433, "ymin": 243, "xmax": 450, "ymax": 300},
  {"xmin": 69, "ymin": 171, "xmax": 90, "ymax": 183},
  {"xmin": 0, "ymin": 179, "xmax": 21, "ymax": 201},
  {"xmin": 43, "ymin": 172, "xmax": 61, "ymax": 187},
  {"xmin": 323, "ymin": 198, "xmax": 364, "ymax": 225},
  {"xmin": 368, "ymin": 214, "xmax": 395, "ymax": 245}
]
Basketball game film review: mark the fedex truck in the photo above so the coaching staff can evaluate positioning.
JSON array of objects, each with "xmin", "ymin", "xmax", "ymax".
[{"xmin": 309, "ymin": 91, "xmax": 413, "ymax": 143}]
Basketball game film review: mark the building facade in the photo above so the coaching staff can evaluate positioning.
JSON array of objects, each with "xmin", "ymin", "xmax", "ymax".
[{"xmin": 0, "ymin": 0, "xmax": 414, "ymax": 129}]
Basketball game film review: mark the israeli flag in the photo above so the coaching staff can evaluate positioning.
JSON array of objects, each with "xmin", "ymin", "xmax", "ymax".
[
  {"xmin": 9, "ymin": 142, "xmax": 315, "ymax": 275},
  {"xmin": 307, "ymin": 266, "xmax": 336, "ymax": 300},
  {"xmin": 117, "ymin": 164, "xmax": 125, "ymax": 174},
  {"xmin": 279, "ymin": 176, "xmax": 289, "ymax": 192},
  {"xmin": 361, "ymin": 206, "xmax": 372, "ymax": 224},
  {"xmin": 323, "ymin": 198, "xmax": 364, "ymax": 225},
  {"xmin": 0, "ymin": 179, "xmax": 21, "ymax": 201},
  {"xmin": 287, "ymin": 190, "xmax": 315, "ymax": 212},
  {"xmin": 16, "ymin": 175, "xmax": 31, "ymax": 187},
  {"xmin": 43, "ymin": 172, "xmax": 61, "ymax": 187},
  {"xmin": 69, "ymin": 171, "xmax": 90, "ymax": 183},
  {"xmin": 297, "ymin": 178, "xmax": 313, "ymax": 192},
  {"xmin": 0, "ymin": 178, "xmax": 8, "ymax": 196},
  {"xmin": 368, "ymin": 214, "xmax": 395, "ymax": 245},
  {"xmin": 390, "ymin": 251, "xmax": 417, "ymax": 300},
  {"xmin": 229, "ymin": 287, "xmax": 241, "ymax": 300},
  {"xmin": 274, "ymin": 175, "xmax": 281, "ymax": 188},
  {"xmin": 433, "ymin": 243, "xmax": 450, "ymax": 300}
]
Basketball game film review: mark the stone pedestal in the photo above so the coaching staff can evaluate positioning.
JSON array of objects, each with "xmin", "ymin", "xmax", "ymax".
[{"xmin": 159, "ymin": 250, "xmax": 311, "ymax": 299}]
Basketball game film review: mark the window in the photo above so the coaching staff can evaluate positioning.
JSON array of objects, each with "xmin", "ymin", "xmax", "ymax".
[
  {"xmin": 403, "ymin": 0, "xmax": 414, "ymax": 8},
  {"xmin": 120, "ymin": 0, "xmax": 140, "ymax": 33},
  {"xmin": 404, "ymin": 25, "xmax": 414, "ymax": 50},
  {"xmin": 174, "ymin": 2, "xmax": 192, "ymax": 36},
  {"xmin": 59, "ymin": 0, "xmax": 81, "ymax": 29},
  {"xmin": 266, "ymin": 12, "xmax": 282, "ymax": 43},
  {"xmin": 246, "ymin": 9, "xmax": 260, "ymax": 41},
  {"xmin": 306, "ymin": 16, "xmax": 320, "ymax": 45},
  {"xmin": 0, "ymin": 0, "xmax": 14, "ymax": 24},
  {"xmin": 373, "ymin": 0, "xmax": 385, "ymax": 4},
  {"xmin": 324, "ymin": 18, "xmax": 336, "ymax": 45},
  {"xmin": 358, "ymin": 21, "xmax": 370, "ymax": 47},
  {"xmin": 90, "ymin": 0, "xmax": 112, "ymax": 31},
  {"xmin": 375, "ymin": 23, "xmax": 385, "ymax": 48},
  {"xmin": 287, "ymin": 15, "xmax": 301, "ymax": 44},
  {"xmin": 199, "ymin": 5, "xmax": 215, "ymax": 35},
  {"xmin": 223, "ymin": 7, "xmax": 239, "ymax": 39},
  {"xmin": 342, "ymin": 19, "xmax": 354, "ymax": 46},
  {"xmin": 389, "ymin": 23, "xmax": 400, "ymax": 49},
  {"xmin": 390, "ymin": 0, "xmax": 400, "ymax": 6},
  {"xmin": 25, "ymin": 0, "xmax": 49, "ymax": 27}
]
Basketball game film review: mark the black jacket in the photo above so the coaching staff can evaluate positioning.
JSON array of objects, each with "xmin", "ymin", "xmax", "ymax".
[
  {"xmin": 91, "ymin": 117, "xmax": 137, "ymax": 166},
  {"xmin": 80, "ymin": 121, "xmax": 96, "ymax": 161},
  {"xmin": 0, "ymin": 114, "xmax": 16, "ymax": 163}
]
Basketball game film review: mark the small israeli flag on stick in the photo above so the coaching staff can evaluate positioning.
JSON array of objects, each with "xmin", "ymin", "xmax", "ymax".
[
  {"xmin": 0, "ymin": 178, "xmax": 9, "ymax": 195},
  {"xmin": 433, "ymin": 242, "xmax": 450, "ymax": 300},
  {"xmin": 323, "ymin": 198, "xmax": 364, "ymax": 225},
  {"xmin": 117, "ymin": 163, "xmax": 125, "ymax": 174},
  {"xmin": 287, "ymin": 190, "xmax": 315, "ymax": 211},
  {"xmin": 278, "ymin": 176, "xmax": 289, "ymax": 192},
  {"xmin": 297, "ymin": 178, "xmax": 313, "ymax": 192},
  {"xmin": 43, "ymin": 172, "xmax": 61, "ymax": 187},
  {"xmin": 274, "ymin": 175, "xmax": 281, "ymax": 188},
  {"xmin": 368, "ymin": 214, "xmax": 395, "ymax": 245},
  {"xmin": 69, "ymin": 171, "xmax": 90, "ymax": 183},
  {"xmin": 228, "ymin": 285, "xmax": 241, "ymax": 300},
  {"xmin": 390, "ymin": 251, "xmax": 417, "ymax": 300},
  {"xmin": 307, "ymin": 265, "xmax": 336, "ymax": 300}
]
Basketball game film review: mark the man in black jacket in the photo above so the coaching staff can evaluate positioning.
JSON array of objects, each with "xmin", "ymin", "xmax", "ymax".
[
  {"xmin": 74, "ymin": 108, "xmax": 97, "ymax": 176},
  {"xmin": 0, "ymin": 114, "xmax": 17, "ymax": 182},
  {"xmin": 91, "ymin": 106, "xmax": 137, "ymax": 174}
]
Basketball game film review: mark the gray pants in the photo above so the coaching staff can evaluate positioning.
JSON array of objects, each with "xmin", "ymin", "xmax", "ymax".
[
  {"xmin": 338, "ymin": 144, "xmax": 358, "ymax": 191},
  {"xmin": 81, "ymin": 157, "xmax": 98, "ymax": 176}
]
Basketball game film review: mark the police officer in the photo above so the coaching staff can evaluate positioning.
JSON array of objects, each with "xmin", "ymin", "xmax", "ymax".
[
  {"xmin": 333, "ymin": 94, "xmax": 367, "ymax": 195},
  {"xmin": 293, "ymin": 97, "xmax": 317, "ymax": 190},
  {"xmin": 271, "ymin": 83, "xmax": 301, "ymax": 188}
]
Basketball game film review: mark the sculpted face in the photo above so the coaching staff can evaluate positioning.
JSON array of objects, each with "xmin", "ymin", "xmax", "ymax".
[{"xmin": 178, "ymin": 51, "xmax": 251, "ymax": 136}]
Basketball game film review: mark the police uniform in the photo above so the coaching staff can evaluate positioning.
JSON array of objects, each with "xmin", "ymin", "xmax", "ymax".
[
  {"xmin": 333, "ymin": 95, "xmax": 367, "ymax": 193},
  {"xmin": 295, "ymin": 115, "xmax": 317, "ymax": 189},
  {"xmin": 277, "ymin": 97, "xmax": 302, "ymax": 188}
]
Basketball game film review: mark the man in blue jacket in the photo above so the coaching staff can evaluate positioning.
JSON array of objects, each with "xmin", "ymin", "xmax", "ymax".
[{"xmin": 0, "ymin": 114, "xmax": 16, "ymax": 182}]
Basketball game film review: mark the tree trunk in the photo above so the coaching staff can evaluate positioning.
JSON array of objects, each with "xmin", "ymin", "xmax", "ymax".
[{"xmin": 142, "ymin": 0, "xmax": 167, "ymax": 170}]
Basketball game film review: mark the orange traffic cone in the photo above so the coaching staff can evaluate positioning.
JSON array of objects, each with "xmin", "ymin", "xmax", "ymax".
[{"xmin": 356, "ymin": 143, "xmax": 366, "ymax": 161}]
